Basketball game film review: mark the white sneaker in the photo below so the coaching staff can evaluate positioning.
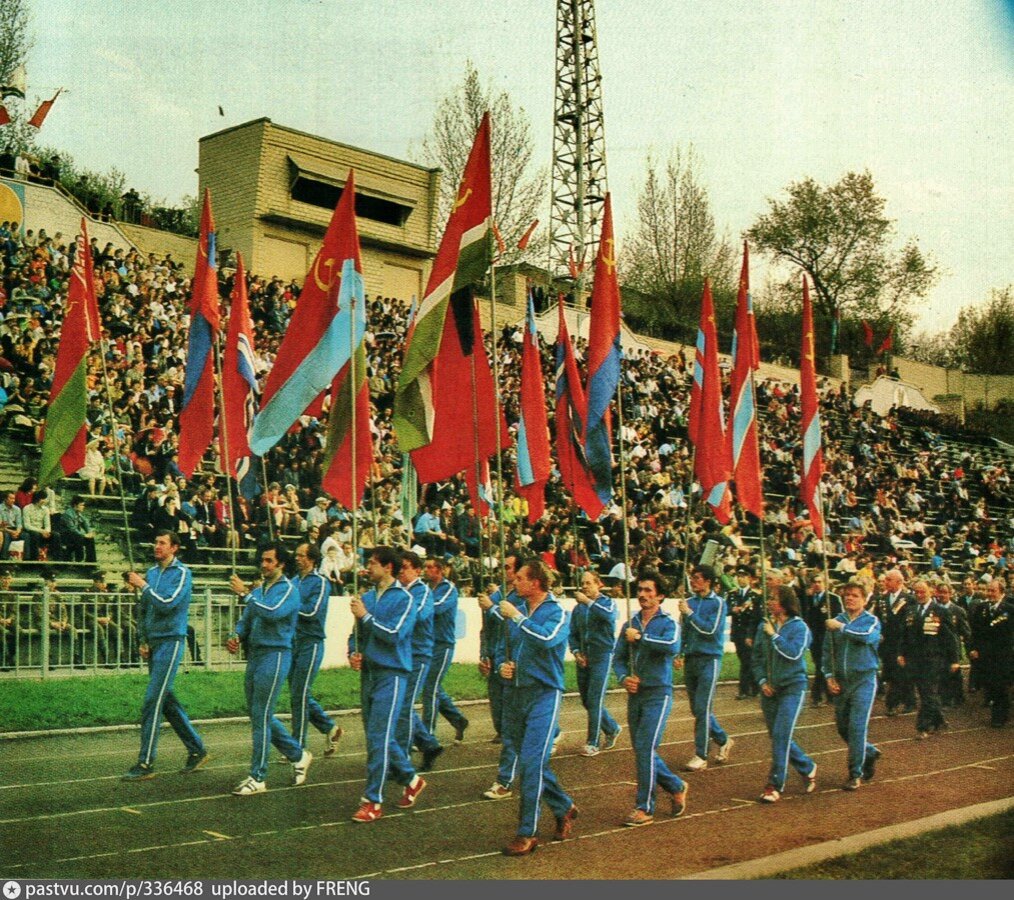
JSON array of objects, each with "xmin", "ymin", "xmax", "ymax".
[
  {"xmin": 482, "ymin": 782, "xmax": 513, "ymax": 800},
  {"xmin": 579, "ymin": 744, "xmax": 600, "ymax": 757},
  {"xmin": 292, "ymin": 750, "xmax": 313, "ymax": 786},
  {"xmin": 803, "ymin": 763, "xmax": 817, "ymax": 793},
  {"xmin": 232, "ymin": 776, "xmax": 266, "ymax": 796},
  {"xmin": 550, "ymin": 735, "xmax": 560, "ymax": 757},
  {"xmin": 324, "ymin": 726, "xmax": 343, "ymax": 758},
  {"xmin": 683, "ymin": 755, "xmax": 708, "ymax": 772},
  {"xmin": 601, "ymin": 726, "xmax": 622, "ymax": 751},
  {"xmin": 716, "ymin": 737, "xmax": 734, "ymax": 763}
]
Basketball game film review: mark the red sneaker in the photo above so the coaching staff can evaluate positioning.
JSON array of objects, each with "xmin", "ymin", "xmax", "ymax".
[
  {"xmin": 396, "ymin": 776, "xmax": 427, "ymax": 809},
  {"xmin": 351, "ymin": 801, "xmax": 382, "ymax": 823},
  {"xmin": 553, "ymin": 804, "xmax": 579, "ymax": 841}
]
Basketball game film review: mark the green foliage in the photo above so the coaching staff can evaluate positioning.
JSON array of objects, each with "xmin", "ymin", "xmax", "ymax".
[
  {"xmin": 746, "ymin": 171, "xmax": 936, "ymax": 354},
  {"xmin": 622, "ymin": 146, "xmax": 737, "ymax": 341},
  {"xmin": 0, "ymin": 0, "xmax": 33, "ymax": 158},
  {"xmin": 949, "ymin": 285, "xmax": 1014, "ymax": 375},
  {"xmin": 418, "ymin": 60, "xmax": 546, "ymax": 266},
  {"xmin": 773, "ymin": 810, "xmax": 1014, "ymax": 879}
]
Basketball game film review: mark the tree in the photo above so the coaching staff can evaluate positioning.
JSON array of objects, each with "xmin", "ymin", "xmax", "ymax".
[
  {"xmin": 746, "ymin": 171, "xmax": 938, "ymax": 353},
  {"xmin": 418, "ymin": 61, "xmax": 546, "ymax": 266},
  {"xmin": 949, "ymin": 285, "xmax": 1014, "ymax": 375},
  {"xmin": 621, "ymin": 146, "xmax": 736, "ymax": 342},
  {"xmin": 0, "ymin": 0, "xmax": 33, "ymax": 159}
]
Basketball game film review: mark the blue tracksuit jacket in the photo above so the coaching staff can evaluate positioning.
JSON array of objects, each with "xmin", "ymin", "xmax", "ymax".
[
  {"xmin": 683, "ymin": 591, "xmax": 726, "ymax": 657},
  {"xmin": 140, "ymin": 558, "xmax": 193, "ymax": 640}
]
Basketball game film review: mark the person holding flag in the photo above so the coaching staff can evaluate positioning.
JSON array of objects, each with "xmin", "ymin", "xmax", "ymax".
[{"xmin": 613, "ymin": 572, "xmax": 687, "ymax": 826}]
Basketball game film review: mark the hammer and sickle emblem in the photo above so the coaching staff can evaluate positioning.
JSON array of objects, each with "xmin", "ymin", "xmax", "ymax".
[
  {"xmin": 602, "ymin": 238, "xmax": 616, "ymax": 271},
  {"xmin": 312, "ymin": 255, "xmax": 340, "ymax": 293},
  {"xmin": 453, "ymin": 187, "xmax": 472, "ymax": 213}
]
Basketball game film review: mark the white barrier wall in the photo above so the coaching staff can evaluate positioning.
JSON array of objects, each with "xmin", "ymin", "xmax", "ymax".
[{"xmin": 319, "ymin": 595, "xmax": 734, "ymax": 669}]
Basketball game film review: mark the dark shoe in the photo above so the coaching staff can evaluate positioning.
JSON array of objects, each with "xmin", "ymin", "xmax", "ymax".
[
  {"xmin": 553, "ymin": 804, "xmax": 578, "ymax": 841},
  {"xmin": 454, "ymin": 717, "xmax": 469, "ymax": 743},
  {"xmin": 180, "ymin": 749, "xmax": 210, "ymax": 774},
  {"xmin": 670, "ymin": 784, "xmax": 689, "ymax": 817},
  {"xmin": 885, "ymin": 707, "xmax": 898, "ymax": 718},
  {"xmin": 842, "ymin": 777, "xmax": 861, "ymax": 791},
  {"xmin": 735, "ymin": 693, "xmax": 749, "ymax": 701},
  {"xmin": 503, "ymin": 836, "xmax": 539, "ymax": 857},
  {"xmin": 122, "ymin": 763, "xmax": 155, "ymax": 781},
  {"xmin": 903, "ymin": 704, "xmax": 916, "ymax": 713},
  {"xmin": 420, "ymin": 745, "xmax": 444, "ymax": 772},
  {"xmin": 862, "ymin": 748, "xmax": 881, "ymax": 781}
]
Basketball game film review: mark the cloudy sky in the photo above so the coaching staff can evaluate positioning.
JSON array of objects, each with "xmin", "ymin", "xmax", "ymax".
[{"xmin": 21, "ymin": 0, "xmax": 1013, "ymax": 331}]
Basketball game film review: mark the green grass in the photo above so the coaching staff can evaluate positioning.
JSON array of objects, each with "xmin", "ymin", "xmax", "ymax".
[
  {"xmin": 772, "ymin": 811, "xmax": 1014, "ymax": 879},
  {"xmin": 0, "ymin": 655, "xmax": 743, "ymax": 732}
]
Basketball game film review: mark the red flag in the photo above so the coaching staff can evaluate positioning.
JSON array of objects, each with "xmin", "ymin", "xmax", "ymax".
[
  {"xmin": 178, "ymin": 190, "xmax": 220, "ymax": 477},
  {"xmin": 554, "ymin": 298, "xmax": 602, "ymax": 519},
  {"xmin": 0, "ymin": 106, "xmax": 10, "ymax": 127},
  {"xmin": 861, "ymin": 319, "xmax": 874, "ymax": 347},
  {"xmin": 219, "ymin": 254, "xmax": 257, "ymax": 478},
  {"xmin": 691, "ymin": 279, "xmax": 732, "ymax": 523},
  {"xmin": 515, "ymin": 296, "xmax": 550, "ymax": 523},
  {"xmin": 38, "ymin": 220, "xmax": 102, "ymax": 487},
  {"xmin": 517, "ymin": 219, "xmax": 539, "ymax": 250},
  {"xmin": 878, "ymin": 325, "xmax": 894, "ymax": 355},
  {"xmin": 800, "ymin": 275, "xmax": 825, "ymax": 539},
  {"xmin": 728, "ymin": 242, "xmax": 764, "ymax": 517},
  {"xmin": 28, "ymin": 90, "xmax": 61, "ymax": 129}
]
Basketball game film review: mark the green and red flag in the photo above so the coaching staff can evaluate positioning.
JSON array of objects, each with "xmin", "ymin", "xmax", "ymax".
[
  {"xmin": 393, "ymin": 112, "xmax": 509, "ymax": 484},
  {"xmin": 39, "ymin": 220, "xmax": 102, "ymax": 487}
]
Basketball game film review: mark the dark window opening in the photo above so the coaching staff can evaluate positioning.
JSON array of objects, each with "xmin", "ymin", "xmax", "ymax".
[{"xmin": 290, "ymin": 176, "xmax": 410, "ymax": 227}]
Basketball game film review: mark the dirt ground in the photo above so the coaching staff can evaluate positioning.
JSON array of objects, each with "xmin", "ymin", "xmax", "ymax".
[{"xmin": 1, "ymin": 683, "xmax": 1011, "ymax": 879}]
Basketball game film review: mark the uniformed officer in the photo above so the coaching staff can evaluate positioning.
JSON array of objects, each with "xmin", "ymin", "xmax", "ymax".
[
  {"xmin": 969, "ymin": 578, "xmax": 1013, "ymax": 728},
  {"xmin": 729, "ymin": 565, "xmax": 762, "ymax": 699}
]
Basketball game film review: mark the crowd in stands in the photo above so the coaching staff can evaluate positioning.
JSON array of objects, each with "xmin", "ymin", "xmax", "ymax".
[{"xmin": 0, "ymin": 219, "xmax": 1012, "ymax": 605}]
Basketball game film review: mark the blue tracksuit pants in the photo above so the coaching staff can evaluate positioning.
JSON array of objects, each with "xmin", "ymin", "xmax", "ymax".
[
  {"xmin": 138, "ymin": 638, "xmax": 204, "ymax": 766},
  {"xmin": 760, "ymin": 687, "xmax": 815, "ymax": 791},
  {"xmin": 422, "ymin": 644, "xmax": 467, "ymax": 739},
  {"xmin": 361, "ymin": 666, "xmax": 416, "ymax": 803},
  {"xmin": 684, "ymin": 654, "xmax": 729, "ymax": 758},
  {"xmin": 833, "ymin": 672, "xmax": 879, "ymax": 779},
  {"xmin": 488, "ymin": 671, "xmax": 506, "ymax": 736},
  {"xmin": 290, "ymin": 639, "xmax": 335, "ymax": 748},
  {"xmin": 577, "ymin": 651, "xmax": 621, "ymax": 746},
  {"xmin": 401, "ymin": 657, "xmax": 436, "ymax": 755},
  {"xmin": 628, "ymin": 686, "xmax": 685, "ymax": 814},
  {"xmin": 248, "ymin": 649, "xmax": 303, "ymax": 781},
  {"xmin": 503, "ymin": 685, "xmax": 573, "ymax": 837}
]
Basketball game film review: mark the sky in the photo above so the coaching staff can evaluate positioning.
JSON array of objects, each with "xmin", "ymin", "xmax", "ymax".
[{"xmin": 19, "ymin": 0, "xmax": 1014, "ymax": 332}]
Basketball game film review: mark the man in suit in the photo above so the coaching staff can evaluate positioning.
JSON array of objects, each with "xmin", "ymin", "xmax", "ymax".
[
  {"xmin": 934, "ymin": 581, "xmax": 971, "ymax": 707},
  {"xmin": 969, "ymin": 578, "xmax": 1013, "ymax": 728},
  {"xmin": 729, "ymin": 565, "xmax": 762, "ymax": 699},
  {"xmin": 955, "ymin": 575, "xmax": 982, "ymax": 693},
  {"xmin": 898, "ymin": 579, "xmax": 960, "ymax": 739},
  {"xmin": 803, "ymin": 573, "xmax": 843, "ymax": 707},
  {"xmin": 876, "ymin": 568, "xmax": 916, "ymax": 715}
]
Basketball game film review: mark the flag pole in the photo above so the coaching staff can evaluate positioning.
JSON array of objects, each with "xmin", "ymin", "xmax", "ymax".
[
  {"xmin": 260, "ymin": 457, "xmax": 275, "ymax": 542},
  {"xmin": 679, "ymin": 447, "xmax": 697, "ymax": 596},
  {"xmin": 349, "ymin": 280, "xmax": 360, "ymax": 609},
  {"xmin": 614, "ymin": 346, "xmax": 634, "ymax": 668},
  {"xmin": 213, "ymin": 330, "xmax": 238, "ymax": 575},
  {"xmin": 487, "ymin": 261, "xmax": 509, "ymax": 594},
  {"xmin": 96, "ymin": 334, "xmax": 135, "ymax": 573}
]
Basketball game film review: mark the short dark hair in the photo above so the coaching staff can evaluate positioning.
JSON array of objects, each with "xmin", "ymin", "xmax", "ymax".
[
  {"xmin": 400, "ymin": 550, "xmax": 423, "ymax": 571},
  {"xmin": 370, "ymin": 546, "xmax": 400, "ymax": 573},
  {"xmin": 637, "ymin": 572, "xmax": 668, "ymax": 596},
  {"xmin": 261, "ymin": 542, "xmax": 291, "ymax": 567},
  {"xmin": 297, "ymin": 542, "xmax": 321, "ymax": 565},
  {"xmin": 72, "ymin": 494, "xmax": 86, "ymax": 506},
  {"xmin": 154, "ymin": 529, "xmax": 181, "ymax": 548},
  {"xmin": 692, "ymin": 564, "xmax": 717, "ymax": 586}
]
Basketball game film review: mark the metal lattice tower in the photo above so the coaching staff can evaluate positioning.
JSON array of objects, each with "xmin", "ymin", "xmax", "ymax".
[{"xmin": 549, "ymin": 0, "xmax": 609, "ymax": 283}]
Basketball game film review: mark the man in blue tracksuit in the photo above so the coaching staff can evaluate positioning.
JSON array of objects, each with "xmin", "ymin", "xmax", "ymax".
[
  {"xmin": 290, "ymin": 542, "xmax": 342, "ymax": 757},
  {"xmin": 678, "ymin": 565, "xmax": 733, "ymax": 770},
  {"xmin": 477, "ymin": 553, "xmax": 521, "ymax": 800},
  {"xmin": 497, "ymin": 559, "xmax": 577, "ymax": 857},
  {"xmin": 613, "ymin": 572, "xmax": 688, "ymax": 826},
  {"xmin": 823, "ymin": 580, "xmax": 883, "ymax": 791},
  {"xmin": 227, "ymin": 543, "xmax": 311, "ymax": 795},
  {"xmin": 348, "ymin": 546, "xmax": 426, "ymax": 823},
  {"xmin": 123, "ymin": 529, "xmax": 207, "ymax": 780},
  {"xmin": 571, "ymin": 570, "xmax": 622, "ymax": 756},
  {"xmin": 419, "ymin": 557, "xmax": 469, "ymax": 746},
  {"xmin": 751, "ymin": 584, "xmax": 818, "ymax": 802},
  {"xmin": 396, "ymin": 551, "xmax": 439, "ymax": 769}
]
